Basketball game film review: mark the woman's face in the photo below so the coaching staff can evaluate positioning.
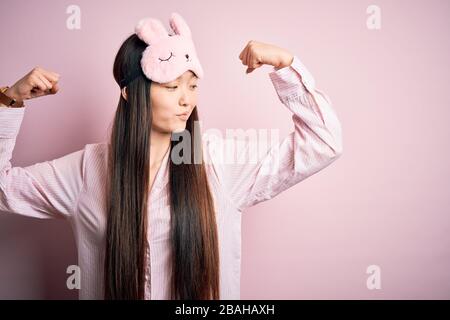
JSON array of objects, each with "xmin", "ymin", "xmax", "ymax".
[{"xmin": 150, "ymin": 70, "xmax": 199, "ymax": 133}]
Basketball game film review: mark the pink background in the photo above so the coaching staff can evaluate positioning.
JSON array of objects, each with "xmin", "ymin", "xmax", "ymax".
[{"xmin": 1, "ymin": 0, "xmax": 449, "ymax": 299}]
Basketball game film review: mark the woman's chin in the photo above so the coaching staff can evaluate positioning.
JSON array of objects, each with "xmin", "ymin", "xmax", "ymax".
[{"xmin": 171, "ymin": 124, "xmax": 187, "ymax": 133}]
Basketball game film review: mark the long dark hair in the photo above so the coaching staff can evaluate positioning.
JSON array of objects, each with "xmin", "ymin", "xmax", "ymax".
[{"xmin": 104, "ymin": 33, "xmax": 220, "ymax": 299}]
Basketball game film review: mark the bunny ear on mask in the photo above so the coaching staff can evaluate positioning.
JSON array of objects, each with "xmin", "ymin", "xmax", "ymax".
[
  {"xmin": 169, "ymin": 12, "xmax": 192, "ymax": 38},
  {"xmin": 135, "ymin": 17, "xmax": 169, "ymax": 45}
]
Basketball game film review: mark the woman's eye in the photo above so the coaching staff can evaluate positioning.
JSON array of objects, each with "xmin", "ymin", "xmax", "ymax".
[{"xmin": 166, "ymin": 85, "xmax": 197, "ymax": 90}]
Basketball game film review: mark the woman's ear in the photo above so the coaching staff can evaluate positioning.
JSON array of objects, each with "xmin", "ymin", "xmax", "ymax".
[{"xmin": 121, "ymin": 87, "xmax": 128, "ymax": 101}]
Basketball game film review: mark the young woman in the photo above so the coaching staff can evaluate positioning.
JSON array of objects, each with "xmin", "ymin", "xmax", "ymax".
[{"xmin": 0, "ymin": 13, "xmax": 343, "ymax": 300}]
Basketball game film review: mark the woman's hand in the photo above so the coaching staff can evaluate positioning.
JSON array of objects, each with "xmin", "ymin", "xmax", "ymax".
[
  {"xmin": 238, "ymin": 40, "xmax": 294, "ymax": 74},
  {"xmin": 5, "ymin": 67, "xmax": 60, "ymax": 102}
]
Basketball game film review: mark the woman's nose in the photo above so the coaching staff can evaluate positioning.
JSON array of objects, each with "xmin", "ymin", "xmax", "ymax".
[
  {"xmin": 179, "ymin": 97, "xmax": 191, "ymax": 107},
  {"xmin": 179, "ymin": 92, "xmax": 193, "ymax": 107}
]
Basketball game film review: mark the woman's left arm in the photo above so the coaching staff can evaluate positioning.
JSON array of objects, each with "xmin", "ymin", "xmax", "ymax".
[{"xmin": 207, "ymin": 41, "xmax": 343, "ymax": 211}]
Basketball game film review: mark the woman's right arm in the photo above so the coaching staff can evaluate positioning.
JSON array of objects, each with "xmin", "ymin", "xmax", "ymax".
[{"xmin": 0, "ymin": 68, "xmax": 85, "ymax": 219}]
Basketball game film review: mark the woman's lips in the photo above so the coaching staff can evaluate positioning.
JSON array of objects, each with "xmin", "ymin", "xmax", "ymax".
[{"xmin": 176, "ymin": 113, "xmax": 189, "ymax": 121}]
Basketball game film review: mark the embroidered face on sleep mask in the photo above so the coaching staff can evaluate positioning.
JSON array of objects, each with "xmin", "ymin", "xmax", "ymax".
[{"xmin": 134, "ymin": 12, "xmax": 204, "ymax": 84}]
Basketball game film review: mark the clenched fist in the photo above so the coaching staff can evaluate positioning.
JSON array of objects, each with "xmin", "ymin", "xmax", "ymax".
[
  {"xmin": 5, "ymin": 67, "xmax": 60, "ymax": 103},
  {"xmin": 238, "ymin": 40, "xmax": 294, "ymax": 74}
]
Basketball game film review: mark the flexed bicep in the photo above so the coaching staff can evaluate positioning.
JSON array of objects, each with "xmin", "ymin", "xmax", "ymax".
[{"xmin": 207, "ymin": 55, "xmax": 343, "ymax": 212}]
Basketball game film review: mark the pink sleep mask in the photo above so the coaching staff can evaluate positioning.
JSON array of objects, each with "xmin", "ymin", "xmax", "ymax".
[{"xmin": 131, "ymin": 12, "xmax": 204, "ymax": 85}]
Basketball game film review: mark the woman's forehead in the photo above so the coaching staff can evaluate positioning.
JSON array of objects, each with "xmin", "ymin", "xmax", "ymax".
[
  {"xmin": 176, "ymin": 70, "xmax": 198, "ymax": 81},
  {"xmin": 157, "ymin": 70, "xmax": 198, "ymax": 85}
]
